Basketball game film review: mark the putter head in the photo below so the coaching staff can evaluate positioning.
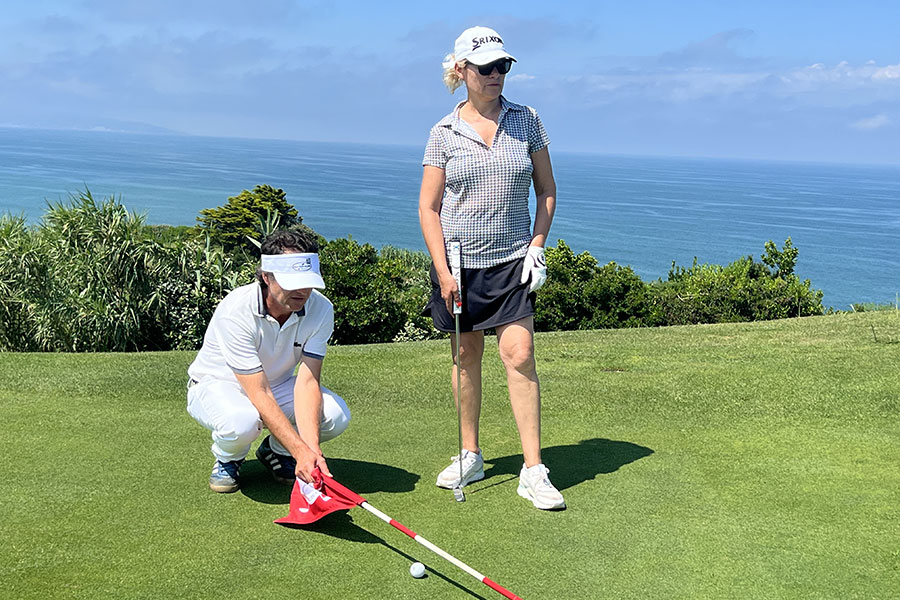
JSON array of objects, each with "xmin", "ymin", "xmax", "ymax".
[{"xmin": 453, "ymin": 486, "xmax": 466, "ymax": 502}]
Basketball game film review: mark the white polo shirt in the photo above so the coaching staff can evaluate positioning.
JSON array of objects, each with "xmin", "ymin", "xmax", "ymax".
[{"xmin": 188, "ymin": 283, "xmax": 334, "ymax": 387}]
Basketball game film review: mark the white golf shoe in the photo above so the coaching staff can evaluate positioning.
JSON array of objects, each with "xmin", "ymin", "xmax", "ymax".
[
  {"xmin": 436, "ymin": 449, "xmax": 484, "ymax": 489},
  {"xmin": 517, "ymin": 463, "xmax": 566, "ymax": 510}
]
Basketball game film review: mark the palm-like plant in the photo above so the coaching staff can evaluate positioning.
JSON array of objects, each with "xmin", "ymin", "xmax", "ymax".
[
  {"xmin": 32, "ymin": 190, "xmax": 171, "ymax": 350},
  {"xmin": 0, "ymin": 215, "xmax": 48, "ymax": 350}
]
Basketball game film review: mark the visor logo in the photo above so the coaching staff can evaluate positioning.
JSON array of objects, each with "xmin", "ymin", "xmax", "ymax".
[{"xmin": 291, "ymin": 257, "xmax": 312, "ymax": 272}]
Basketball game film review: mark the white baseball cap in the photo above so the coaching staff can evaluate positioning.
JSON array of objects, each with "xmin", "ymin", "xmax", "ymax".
[
  {"xmin": 261, "ymin": 252, "xmax": 325, "ymax": 290},
  {"xmin": 451, "ymin": 26, "xmax": 516, "ymax": 66}
]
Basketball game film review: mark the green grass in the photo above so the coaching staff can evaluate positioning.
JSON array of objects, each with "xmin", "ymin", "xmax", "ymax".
[{"xmin": 2, "ymin": 311, "xmax": 899, "ymax": 599}]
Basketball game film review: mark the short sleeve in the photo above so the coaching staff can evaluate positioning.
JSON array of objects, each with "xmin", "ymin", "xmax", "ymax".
[
  {"xmin": 301, "ymin": 303, "xmax": 334, "ymax": 360},
  {"xmin": 423, "ymin": 126, "xmax": 448, "ymax": 168},
  {"xmin": 528, "ymin": 109, "xmax": 550, "ymax": 154},
  {"xmin": 214, "ymin": 316, "xmax": 263, "ymax": 375}
]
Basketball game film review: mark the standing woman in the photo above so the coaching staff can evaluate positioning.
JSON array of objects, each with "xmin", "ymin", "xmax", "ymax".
[{"xmin": 418, "ymin": 26, "xmax": 564, "ymax": 510}]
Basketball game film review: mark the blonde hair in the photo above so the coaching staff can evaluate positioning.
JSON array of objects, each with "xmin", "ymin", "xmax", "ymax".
[{"xmin": 442, "ymin": 54, "xmax": 466, "ymax": 94}]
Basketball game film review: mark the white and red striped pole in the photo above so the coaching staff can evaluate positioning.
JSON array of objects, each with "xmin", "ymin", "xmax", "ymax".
[
  {"xmin": 314, "ymin": 472, "xmax": 524, "ymax": 600},
  {"xmin": 359, "ymin": 501, "xmax": 524, "ymax": 600}
]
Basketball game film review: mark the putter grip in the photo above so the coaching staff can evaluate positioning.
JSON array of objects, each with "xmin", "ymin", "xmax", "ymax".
[{"xmin": 449, "ymin": 240, "xmax": 462, "ymax": 315}]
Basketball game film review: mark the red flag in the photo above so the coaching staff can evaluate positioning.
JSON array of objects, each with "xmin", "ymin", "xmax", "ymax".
[
  {"xmin": 320, "ymin": 474, "xmax": 365, "ymax": 506},
  {"xmin": 274, "ymin": 471, "xmax": 363, "ymax": 526}
]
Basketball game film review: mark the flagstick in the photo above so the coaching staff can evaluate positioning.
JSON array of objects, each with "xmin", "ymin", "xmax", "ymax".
[
  {"xmin": 277, "ymin": 473, "xmax": 525, "ymax": 599},
  {"xmin": 359, "ymin": 501, "xmax": 524, "ymax": 600}
]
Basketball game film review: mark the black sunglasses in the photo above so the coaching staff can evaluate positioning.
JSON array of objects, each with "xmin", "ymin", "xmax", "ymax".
[{"xmin": 472, "ymin": 58, "xmax": 513, "ymax": 76}]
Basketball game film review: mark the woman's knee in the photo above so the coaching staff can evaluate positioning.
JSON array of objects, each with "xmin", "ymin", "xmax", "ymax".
[
  {"xmin": 456, "ymin": 332, "xmax": 484, "ymax": 368},
  {"xmin": 499, "ymin": 338, "xmax": 536, "ymax": 373}
]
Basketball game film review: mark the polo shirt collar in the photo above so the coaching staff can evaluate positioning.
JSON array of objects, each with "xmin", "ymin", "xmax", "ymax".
[
  {"xmin": 437, "ymin": 95, "xmax": 523, "ymax": 129},
  {"xmin": 498, "ymin": 95, "xmax": 523, "ymax": 118},
  {"xmin": 254, "ymin": 283, "xmax": 267, "ymax": 317}
]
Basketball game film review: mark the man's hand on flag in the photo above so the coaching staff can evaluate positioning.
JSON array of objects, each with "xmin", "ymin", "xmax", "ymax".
[{"xmin": 294, "ymin": 447, "xmax": 331, "ymax": 484}]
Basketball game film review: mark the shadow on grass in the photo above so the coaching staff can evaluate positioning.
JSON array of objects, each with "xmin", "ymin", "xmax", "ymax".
[
  {"xmin": 241, "ymin": 458, "xmax": 420, "ymax": 505},
  {"xmin": 280, "ymin": 512, "xmax": 490, "ymax": 599},
  {"xmin": 478, "ymin": 437, "xmax": 654, "ymax": 493}
]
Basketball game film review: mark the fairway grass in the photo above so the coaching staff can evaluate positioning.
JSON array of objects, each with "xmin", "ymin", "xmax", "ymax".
[{"xmin": 2, "ymin": 311, "xmax": 898, "ymax": 599}]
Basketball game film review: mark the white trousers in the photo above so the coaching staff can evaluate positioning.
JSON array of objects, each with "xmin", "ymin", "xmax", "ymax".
[{"xmin": 187, "ymin": 376, "xmax": 351, "ymax": 463}]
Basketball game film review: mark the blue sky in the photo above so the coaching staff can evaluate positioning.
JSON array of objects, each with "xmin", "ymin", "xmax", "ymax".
[{"xmin": 2, "ymin": 1, "xmax": 898, "ymax": 163}]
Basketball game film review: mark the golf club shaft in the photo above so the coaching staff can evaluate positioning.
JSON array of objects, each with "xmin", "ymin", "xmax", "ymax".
[
  {"xmin": 455, "ymin": 311, "xmax": 463, "ymax": 489},
  {"xmin": 359, "ymin": 501, "xmax": 524, "ymax": 600},
  {"xmin": 449, "ymin": 240, "xmax": 465, "ymax": 496}
]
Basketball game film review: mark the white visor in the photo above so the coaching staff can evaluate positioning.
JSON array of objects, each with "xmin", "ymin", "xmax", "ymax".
[{"xmin": 261, "ymin": 253, "xmax": 325, "ymax": 290}]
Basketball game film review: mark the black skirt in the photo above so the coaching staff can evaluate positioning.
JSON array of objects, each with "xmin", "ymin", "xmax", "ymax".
[{"xmin": 424, "ymin": 258, "xmax": 535, "ymax": 333}]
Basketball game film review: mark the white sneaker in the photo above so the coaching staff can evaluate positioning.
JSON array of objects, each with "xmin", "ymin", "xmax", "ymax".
[
  {"xmin": 517, "ymin": 463, "xmax": 566, "ymax": 510},
  {"xmin": 436, "ymin": 449, "xmax": 485, "ymax": 489}
]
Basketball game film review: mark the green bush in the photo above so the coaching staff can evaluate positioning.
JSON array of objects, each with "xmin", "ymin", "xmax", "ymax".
[
  {"xmin": 197, "ymin": 185, "xmax": 301, "ymax": 252},
  {"xmin": 0, "ymin": 192, "xmax": 260, "ymax": 352},
  {"xmin": 651, "ymin": 239, "xmax": 824, "ymax": 325},
  {"xmin": 378, "ymin": 246, "xmax": 441, "ymax": 342},
  {"xmin": 10, "ymin": 191, "xmax": 174, "ymax": 351},
  {"xmin": 0, "ymin": 215, "xmax": 46, "ymax": 351},
  {"xmin": 319, "ymin": 237, "xmax": 408, "ymax": 345},
  {"xmin": 535, "ymin": 240, "xmax": 655, "ymax": 331},
  {"xmin": 762, "ymin": 237, "xmax": 798, "ymax": 278},
  {"xmin": 152, "ymin": 237, "xmax": 257, "ymax": 351},
  {"xmin": 0, "ymin": 189, "xmax": 831, "ymax": 351},
  {"xmin": 142, "ymin": 224, "xmax": 200, "ymax": 245}
]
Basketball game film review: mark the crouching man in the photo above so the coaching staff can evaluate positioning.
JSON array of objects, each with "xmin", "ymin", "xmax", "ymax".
[{"xmin": 187, "ymin": 230, "xmax": 350, "ymax": 492}]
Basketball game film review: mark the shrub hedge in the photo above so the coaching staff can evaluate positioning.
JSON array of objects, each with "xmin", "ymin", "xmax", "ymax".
[{"xmin": 0, "ymin": 190, "xmax": 829, "ymax": 352}]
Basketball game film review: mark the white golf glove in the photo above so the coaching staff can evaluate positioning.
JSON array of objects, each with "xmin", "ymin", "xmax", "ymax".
[{"xmin": 519, "ymin": 246, "xmax": 547, "ymax": 293}]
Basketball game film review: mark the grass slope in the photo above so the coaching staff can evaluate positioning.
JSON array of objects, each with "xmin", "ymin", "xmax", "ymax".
[{"xmin": 2, "ymin": 312, "xmax": 898, "ymax": 599}]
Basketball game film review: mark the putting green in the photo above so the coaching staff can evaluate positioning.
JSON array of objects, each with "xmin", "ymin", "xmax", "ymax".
[{"xmin": 2, "ymin": 311, "xmax": 898, "ymax": 598}]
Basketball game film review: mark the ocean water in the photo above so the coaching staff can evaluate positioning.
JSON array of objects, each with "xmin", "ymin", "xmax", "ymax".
[{"xmin": 1, "ymin": 127, "xmax": 898, "ymax": 310}]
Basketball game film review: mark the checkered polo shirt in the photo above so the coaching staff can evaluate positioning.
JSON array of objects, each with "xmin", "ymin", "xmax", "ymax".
[{"xmin": 423, "ymin": 96, "xmax": 550, "ymax": 269}]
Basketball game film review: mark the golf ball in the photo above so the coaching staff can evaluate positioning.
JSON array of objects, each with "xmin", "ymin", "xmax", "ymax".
[{"xmin": 409, "ymin": 561, "xmax": 426, "ymax": 578}]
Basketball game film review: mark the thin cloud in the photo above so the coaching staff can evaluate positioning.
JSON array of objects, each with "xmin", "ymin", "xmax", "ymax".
[
  {"xmin": 851, "ymin": 114, "xmax": 891, "ymax": 130},
  {"xmin": 785, "ymin": 60, "xmax": 900, "ymax": 85},
  {"xmin": 873, "ymin": 63, "xmax": 900, "ymax": 80},
  {"xmin": 523, "ymin": 57, "xmax": 900, "ymax": 109},
  {"xmin": 82, "ymin": 0, "xmax": 303, "ymax": 26},
  {"xmin": 658, "ymin": 29, "xmax": 759, "ymax": 68}
]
